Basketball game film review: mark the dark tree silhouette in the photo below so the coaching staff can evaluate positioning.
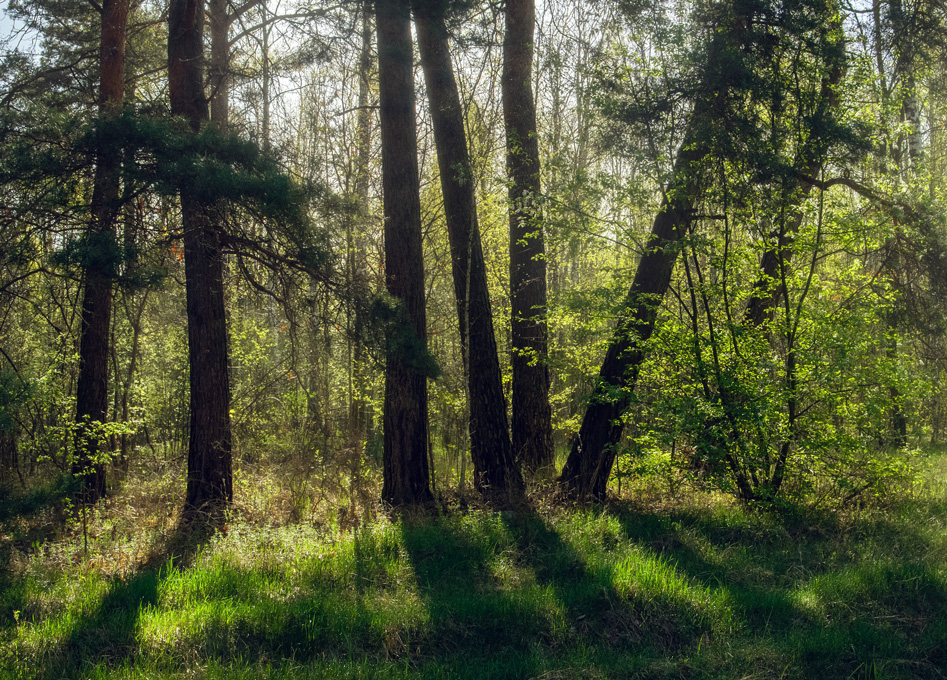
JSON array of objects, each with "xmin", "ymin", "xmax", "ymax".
[
  {"xmin": 168, "ymin": 0, "xmax": 233, "ymax": 520},
  {"xmin": 377, "ymin": 0, "xmax": 433, "ymax": 507},
  {"xmin": 415, "ymin": 0, "xmax": 523, "ymax": 502},
  {"xmin": 72, "ymin": 0, "xmax": 131, "ymax": 503},
  {"xmin": 503, "ymin": 0, "xmax": 554, "ymax": 478}
]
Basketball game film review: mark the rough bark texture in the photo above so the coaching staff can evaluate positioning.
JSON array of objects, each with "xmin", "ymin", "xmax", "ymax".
[
  {"xmin": 72, "ymin": 0, "xmax": 130, "ymax": 503},
  {"xmin": 503, "ymin": 0, "xmax": 554, "ymax": 477},
  {"xmin": 415, "ymin": 5, "xmax": 523, "ymax": 502},
  {"xmin": 558, "ymin": 139, "xmax": 707, "ymax": 500},
  {"xmin": 377, "ymin": 0, "xmax": 433, "ymax": 507},
  {"xmin": 208, "ymin": 0, "xmax": 230, "ymax": 127},
  {"xmin": 169, "ymin": 0, "xmax": 234, "ymax": 520}
]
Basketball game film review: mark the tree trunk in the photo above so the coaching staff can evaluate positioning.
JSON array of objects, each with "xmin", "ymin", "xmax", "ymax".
[
  {"xmin": 503, "ymin": 0, "xmax": 554, "ymax": 477},
  {"xmin": 72, "ymin": 0, "xmax": 130, "ymax": 503},
  {"xmin": 744, "ymin": 45, "xmax": 844, "ymax": 328},
  {"xmin": 377, "ymin": 0, "xmax": 433, "ymax": 507},
  {"xmin": 414, "ymin": 4, "xmax": 523, "ymax": 502},
  {"xmin": 208, "ymin": 0, "xmax": 230, "ymax": 127},
  {"xmin": 558, "ymin": 136, "xmax": 707, "ymax": 500},
  {"xmin": 169, "ymin": 0, "xmax": 233, "ymax": 521},
  {"xmin": 344, "ymin": 0, "xmax": 374, "ymax": 509}
]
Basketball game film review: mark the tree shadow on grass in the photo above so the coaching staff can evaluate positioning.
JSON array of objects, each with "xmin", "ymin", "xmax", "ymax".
[
  {"xmin": 605, "ymin": 501, "xmax": 947, "ymax": 679},
  {"xmin": 32, "ymin": 518, "xmax": 219, "ymax": 680},
  {"xmin": 398, "ymin": 513, "xmax": 542, "ymax": 659},
  {"xmin": 395, "ymin": 507, "xmax": 721, "ymax": 679},
  {"xmin": 497, "ymin": 508, "xmax": 713, "ymax": 653}
]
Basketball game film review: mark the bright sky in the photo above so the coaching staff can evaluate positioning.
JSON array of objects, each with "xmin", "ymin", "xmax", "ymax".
[{"xmin": 0, "ymin": 3, "xmax": 38, "ymax": 56}]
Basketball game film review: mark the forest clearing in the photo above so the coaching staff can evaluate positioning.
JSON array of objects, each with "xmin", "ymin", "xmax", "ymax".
[{"xmin": 1, "ymin": 447, "xmax": 946, "ymax": 679}]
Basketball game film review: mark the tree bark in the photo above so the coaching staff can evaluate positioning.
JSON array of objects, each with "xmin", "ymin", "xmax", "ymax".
[
  {"xmin": 72, "ymin": 0, "xmax": 130, "ymax": 503},
  {"xmin": 169, "ymin": 0, "xmax": 234, "ymax": 521},
  {"xmin": 208, "ymin": 0, "xmax": 230, "ymax": 127},
  {"xmin": 503, "ymin": 0, "xmax": 554, "ymax": 477},
  {"xmin": 377, "ymin": 0, "xmax": 433, "ymax": 507},
  {"xmin": 414, "ymin": 3, "xmax": 523, "ymax": 502}
]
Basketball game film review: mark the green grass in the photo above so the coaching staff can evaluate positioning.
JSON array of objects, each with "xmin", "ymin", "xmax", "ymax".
[{"xmin": 3, "ymin": 454, "xmax": 947, "ymax": 679}]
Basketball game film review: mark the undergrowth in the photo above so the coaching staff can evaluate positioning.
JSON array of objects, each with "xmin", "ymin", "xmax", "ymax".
[{"xmin": 1, "ymin": 449, "xmax": 947, "ymax": 679}]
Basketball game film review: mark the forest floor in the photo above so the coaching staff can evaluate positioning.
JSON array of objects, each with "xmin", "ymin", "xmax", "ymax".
[{"xmin": 1, "ymin": 450, "xmax": 947, "ymax": 679}]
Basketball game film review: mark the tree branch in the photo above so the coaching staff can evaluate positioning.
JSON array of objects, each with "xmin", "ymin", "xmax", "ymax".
[{"xmin": 796, "ymin": 172, "xmax": 897, "ymax": 209}]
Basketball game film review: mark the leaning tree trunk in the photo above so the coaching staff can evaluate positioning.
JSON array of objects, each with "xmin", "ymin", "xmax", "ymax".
[
  {"xmin": 377, "ymin": 0, "xmax": 433, "ymax": 507},
  {"xmin": 558, "ymin": 134, "xmax": 707, "ymax": 500},
  {"xmin": 560, "ymin": 2, "xmax": 846, "ymax": 500},
  {"xmin": 503, "ymin": 0, "xmax": 554, "ymax": 477},
  {"xmin": 169, "ymin": 0, "xmax": 233, "ymax": 521},
  {"xmin": 415, "ymin": 3, "xmax": 523, "ymax": 503},
  {"xmin": 557, "ymin": 2, "xmax": 741, "ymax": 501},
  {"xmin": 72, "ymin": 0, "xmax": 130, "ymax": 503}
]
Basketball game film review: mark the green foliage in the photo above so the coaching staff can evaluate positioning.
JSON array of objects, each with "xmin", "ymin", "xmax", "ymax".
[
  {"xmin": 0, "ymin": 369, "xmax": 30, "ymax": 435},
  {"xmin": 369, "ymin": 294, "xmax": 442, "ymax": 380},
  {"xmin": 50, "ymin": 230, "xmax": 124, "ymax": 277}
]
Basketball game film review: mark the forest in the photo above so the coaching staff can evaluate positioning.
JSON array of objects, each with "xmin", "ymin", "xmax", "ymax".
[{"xmin": 3, "ymin": 0, "xmax": 947, "ymax": 677}]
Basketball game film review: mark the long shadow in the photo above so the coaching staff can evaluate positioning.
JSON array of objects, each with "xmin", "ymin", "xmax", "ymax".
[
  {"xmin": 498, "ymin": 508, "xmax": 712, "ymax": 653},
  {"xmin": 0, "ymin": 475, "xmax": 81, "ymax": 635},
  {"xmin": 33, "ymin": 519, "xmax": 218, "ymax": 680},
  {"xmin": 399, "ymin": 513, "xmax": 540, "ymax": 657},
  {"xmin": 396, "ymin": 506, "xmax": 719, "ymax": 679},
  {"xmin": 606, "ymin": 500, "xmax": 947, "ymax": 678}
]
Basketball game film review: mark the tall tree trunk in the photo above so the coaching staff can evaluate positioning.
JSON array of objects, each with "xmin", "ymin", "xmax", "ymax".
[
  {"xmin": 169, "ymin": 0, "xmax": 233, "ymax": 521},
  {"xmin": 503, "ymin": 0, "xmax": 554, "ymax": 477},
  {"xmin": 72, "ymin": 0, "xmax": 130, "ymax": 503},
  {"xmin": 414, "ymin": 4, "xmax": 523, "ymax": 502},
  {"xmin": 208, "ymin": 0, "xmax": 230, "ymax": 127},
  {"xmin": 346, "ymin": 0, "xmax": 373, "ymax": 510},
  {"xmin": 377, "ymin": 0, "xmax": 433, "ymax": 507}
]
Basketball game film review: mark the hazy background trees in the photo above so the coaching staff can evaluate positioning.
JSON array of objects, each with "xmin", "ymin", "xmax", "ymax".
[{"xmin": 1, "ymin": 0, "xmax": 946, "ymax": 518}]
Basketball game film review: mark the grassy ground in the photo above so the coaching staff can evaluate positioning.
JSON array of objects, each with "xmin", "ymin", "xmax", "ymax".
[{"xmin": 2, "ymin": 452, "xmax": 947, "ymax": 679}]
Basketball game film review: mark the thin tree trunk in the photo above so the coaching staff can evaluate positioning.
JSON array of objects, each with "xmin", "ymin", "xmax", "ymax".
[
  {"xmin": 377, "ymin": 0, "xmax": 432, "ymax": 507},
  {"xmin": 503, "ymin": 0, "xmax": 554, "ymax": 477},
  {"xmin": 346, "ymin": 0, "xmax": 373, "ymax": 510},
  {"xmin": 169, "ymin": 0, "xmax": 233, "ymax": 521},
  {"xmin": 743, "ymin": 42, "xmax": 844, "ymax": 328},
  {"xmin": 414, "ymin": 4, "xmax": 523, "ymax": 503},
  {"xmin": 72, "ymin": 0, "xmax": 130, "ymax": 503}
]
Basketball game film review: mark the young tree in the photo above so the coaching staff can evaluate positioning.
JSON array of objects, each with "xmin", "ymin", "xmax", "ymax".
[
  {"xmin": 71, "ymin": 0, "xmax": 130, "ymax": 502},
  {"xmin": 377, "ymin": 0, "xmax": 433, "ymax": 507},
  {"xmin": 414, "ymin": 0, "xmax": 523, "ymax": 502},
  {"xmin": 503, "ymin": 0, "xmax": 554, "ymax": 477},
  {"xmin": 168, "ymin": 0, "xmax": 233, "ymax": 521},
  {"xmin": 559, "ymin": 0, "xmax": 847, "ymax": 500}
]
